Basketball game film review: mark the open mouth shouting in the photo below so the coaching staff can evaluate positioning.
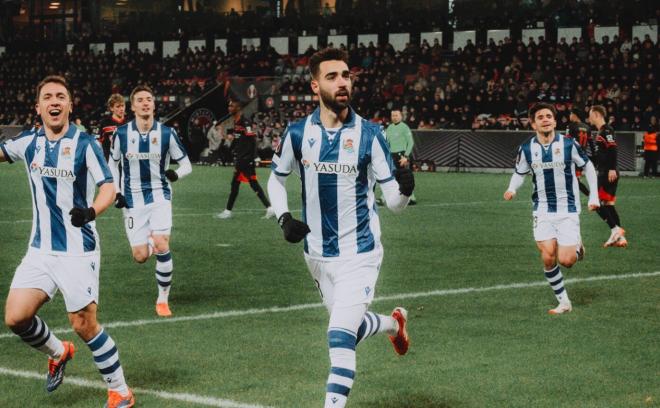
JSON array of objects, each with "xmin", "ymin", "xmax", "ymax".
[{"xmin": 48, "ymin": 108, "xmax": 63, "ymax": 119}]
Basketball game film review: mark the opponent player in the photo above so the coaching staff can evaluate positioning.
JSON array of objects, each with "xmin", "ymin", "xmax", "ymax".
[
  {"xmin": 566, "ymin": 108, "xmax": 593, "ymax": 195},
  {"xmin": 215, "ymin": 100, "xmax": 274, "ymax": 219},
  {"xmin": 0, "ymin": 75, "xmax": 134, "ymax": 407},
  {"xmin": 267, "ymin": 48, "xmax": 414, "ymax": 408},
  {"xmin": 98, "ymin": 93, "xmax": 127, "ymax": 161},
  {"xmin": 588, "ymin": 105, "xmax": 627, "ymax": 247},
  {"xmin": 504, "ymin": 102, "xmax": 599, "ymax": 315},
  {"xmin": 109, "ymin": 85, "xmax": 192, "ymax": 317}
]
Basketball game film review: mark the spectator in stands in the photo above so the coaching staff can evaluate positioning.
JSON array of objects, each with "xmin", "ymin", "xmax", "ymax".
[
  {"xmin": 206, "ymin": 121, "xmax": 223, "ymax": 164},
  {"xmin": 642, "ymin": 123, "xmax": 658, "ymax": 177}
]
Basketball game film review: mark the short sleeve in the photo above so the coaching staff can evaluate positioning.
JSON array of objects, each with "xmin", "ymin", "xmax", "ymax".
[
  {"xmin": 371, "ymin": 128, "xmax": 396, "ymax": 183},
  {"xmin": 110, "ymin": 130, "xmax": 122, "ymax": 161},
  {"xmin": 271, "ymin": 129, "xmax": 295, "ymax": 176},
  {"xmin": 1, "ymin": 132, "xmax": 34, "ymax": 163},
  {"xmin": 571, "ymin": 140, "xmax": 589, "ymax": 167},
  {"xmin": 169, "ymin": 128, "xmax": 188, "ymax": 161},
  {"xmin": 514, "ymin": 145, "xmax": 531, "ymax": 174},
  {"xmin": 86, "ymin": 139, "xmax": 113, "ymax": 186}
]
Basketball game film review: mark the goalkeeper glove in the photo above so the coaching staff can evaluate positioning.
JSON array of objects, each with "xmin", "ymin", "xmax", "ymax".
[
  {"xmin": 394, "ymin": 168, "xmax": 415, "ymax": 197},
  {"xmin": 69, "ymin": 207, "xmax": 96, "ymax": 227},
  {"xmin": 165, "ymin": 169, "xmax": 178, "ymax": 182},
  {"xmin": 115, "ymin": 193, "xmax": 127, "ymax": 209},
  {"xmin": 278, "ymin": 212, "xmax": 310, "ymax": 243}
]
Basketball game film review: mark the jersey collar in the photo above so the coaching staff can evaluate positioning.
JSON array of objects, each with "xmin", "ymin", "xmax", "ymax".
[
  {"xmin": 130, "ymin": 119, "xmax": 158, "ymax": 133},
  {"xmin": 311, "ymin": 107, "xmax": 357, "ymax": 129},
  {"xmin": 35, "ymin": 122, "xmax": 77, "ymax": 139}
]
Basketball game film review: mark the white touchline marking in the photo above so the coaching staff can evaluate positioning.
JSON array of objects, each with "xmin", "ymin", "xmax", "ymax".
[
  {"xmin": 3, "ymin": 194, "xmax": 659, "ymax": 223},
  {"xmin": 0, "ymin": 271, "xmax": 657, "ymax": 340},
  {"xmin": 0, "ymin": 367, "xmax": 272, "ymax": 408}
]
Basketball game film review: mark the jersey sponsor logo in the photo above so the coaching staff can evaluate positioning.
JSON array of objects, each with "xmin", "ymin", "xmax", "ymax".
[
  {"xmin": 124, "ymin": 152, "xmax": 162, "ymax": 160},
  {"xmin": 309, "ymin": 161, "xmax": 358, "ymax": 175},
  {"xmin": 531, "ymin": 161, "xmax": 566, "ymax": 170},
  {"xmin": 30, "ymin": 163, "xmax": 76, "ymax": 180}
]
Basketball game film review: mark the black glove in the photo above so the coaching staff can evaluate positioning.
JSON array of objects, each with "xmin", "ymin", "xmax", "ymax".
[
  {"xmin": 394, "ymin": 168, "xmax": 415, "ymax": 196},
  {"xmin": 165, "ymin": 169, "xmax": 178, "ymax": 182},
  {"xmin": 278, "ymin": 212, "xmax": 311, "ymax": 243},
  {"xmin": 69, "ymin": 207, "xmax": 96, "ymax": 227},
  {"xmin": 115, "ymin": 193, "xmax": 127, "ymax": 209}
]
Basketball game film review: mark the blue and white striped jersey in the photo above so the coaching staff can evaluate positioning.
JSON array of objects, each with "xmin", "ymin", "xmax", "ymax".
[
  {"xmin": 0, "ymin": 125, "xmax": 113, "ymax": 255},
  {"xmin": 515, "ymin": 133, "xmax": 590, "ymax": 214},
  {"xmin": 272, "ymin": 108, "xmax": 396, "ymax": 259},
  {"xmin": 110, "ymin": 120, "xmax": 187, "ymax": 208}
]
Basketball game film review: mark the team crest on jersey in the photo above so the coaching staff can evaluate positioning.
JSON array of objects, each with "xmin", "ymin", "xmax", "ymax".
[
  {"xmin": 62, "ymin": 146, "xmax": 71, "ymax": 157},
  {"xmin": 151, "ymin": 137, "xmax": 158, "ymax": 145},
  {"xmin": 343, "ymin": 139, "xmax": 354, "ymax": 153},
  {"xmin": 302, "ymin": 159, "xmax": 311, "ymax": 169},
  {"xmin": 554, "ymin": 147, "xmax": 561, "ymax": 156}
]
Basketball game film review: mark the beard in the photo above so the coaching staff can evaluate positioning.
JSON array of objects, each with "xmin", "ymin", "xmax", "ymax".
[{"xmin": 320, "ymin": 87, "xmax": 351, "ymax": 113}]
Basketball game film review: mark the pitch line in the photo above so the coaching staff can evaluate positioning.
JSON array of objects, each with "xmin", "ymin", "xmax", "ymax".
[
  {"xmin": 0, "ymin": 367, "xmax": 272, "ymax": 408},
  {"xmin": 0, "ymin": 271, "xmax": 657, "ymax": 340},
  {"xmin": 3, "ymin": 194, "xmax": 659, "ymax": 224}
]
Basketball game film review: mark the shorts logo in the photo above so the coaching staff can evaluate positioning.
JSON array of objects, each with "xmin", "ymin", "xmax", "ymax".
[
  {"xmin": 87, "ymin": 287, "xmax": 92, "ymax": 295},
  {"xmin": 365, "ymin": 286, "xmax": 371, "ymax": 296},
  {"xmin": 343, "ymin": 138, "xmax": 354, "ymax": 153},
  {"xmin": 91, "ymin": 262, "xmax": 96, "ymax": 271}
]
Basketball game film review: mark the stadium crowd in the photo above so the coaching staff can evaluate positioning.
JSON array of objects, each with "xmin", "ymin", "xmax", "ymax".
[{"xmin": 1, "ymin": 30, "xmax": 657, "ymax": 145}]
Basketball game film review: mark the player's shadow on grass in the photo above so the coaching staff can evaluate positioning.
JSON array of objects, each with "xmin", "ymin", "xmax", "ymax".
[
  {"xmin": 569, "ymin": 287, "xmax": 599, "ymax": 306},
  {"xmin": 361, "ymin": 393, "xmax": 460, "ymax": 408}
]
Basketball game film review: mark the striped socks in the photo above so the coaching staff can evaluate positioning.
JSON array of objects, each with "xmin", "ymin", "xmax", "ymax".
[
  {"xmin": 544, "ymin": 264, "xmax": 569, "ymax": 303},
  {"xmin": 356, "ymin": 311, "xmax": 397, "ymax": 345},
  {"xmin": 325, "ymin": 328, "xmax": 356, "ymax": 408},
  {"xmin": 17, "ymin": 316, "xmax": 64, "ymax": 358},
  {"xmin": 155, "ymin": 251, "xmax": 173, "ymax": 303},
  {"xmin": 87, "ymin": 328, "xmax": 129, "ymax": 394}
]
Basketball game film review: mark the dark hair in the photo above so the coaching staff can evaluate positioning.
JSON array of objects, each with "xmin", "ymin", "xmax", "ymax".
[
  {"xmin": 130, "ymin": 84, "xmax": 154, "ymax": 103},
  {"xmin": 589, "ymin": 105, "xmax": 607, "ymax": 119},
  {"xmin": 309, "ymin": 48, "xmax": 349, "ymax": 78},
  {"xmin": 570, "ymin": 108, "xmax": 584, "ymax": 121},
  {"xmin": 36, "ymin": 75, "xmax": 72, "ymax": 101},
  {"xmin": 529, "ymin": 102, "xmax": 557, "ymax": 120}
]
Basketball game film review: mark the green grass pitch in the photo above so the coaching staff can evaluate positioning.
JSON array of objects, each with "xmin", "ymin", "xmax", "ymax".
[{"xmin": 0, "ymin": 164, "xmax": 658, "ymax": 407}]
